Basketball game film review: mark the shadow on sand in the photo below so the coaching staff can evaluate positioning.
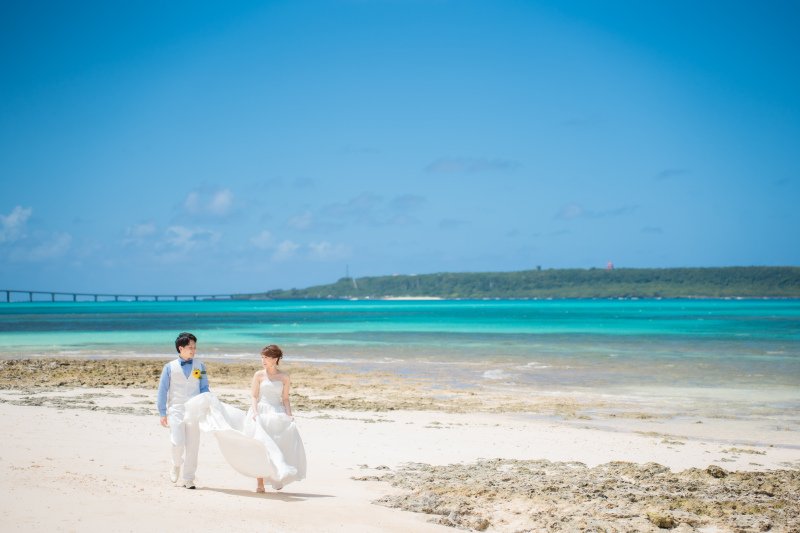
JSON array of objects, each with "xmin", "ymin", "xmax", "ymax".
[{"xmin": 197, "ymin": 487, "xmax": 333, "ymax": 501}]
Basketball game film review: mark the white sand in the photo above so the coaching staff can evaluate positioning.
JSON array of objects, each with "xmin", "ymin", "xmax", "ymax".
[{"xmin": 1, "ymin": 387, "xmax": 798, "ymax": 532}]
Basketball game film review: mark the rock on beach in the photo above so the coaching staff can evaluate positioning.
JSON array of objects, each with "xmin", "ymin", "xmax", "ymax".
[{"xmin": 363, "ymin": 459, "xmax": 800, "ymax": 533}]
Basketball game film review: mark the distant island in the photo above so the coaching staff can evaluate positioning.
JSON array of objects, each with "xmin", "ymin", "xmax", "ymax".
[{"xmin": 236, "ymin": 266, "xmax": 800, "ymax": 300}]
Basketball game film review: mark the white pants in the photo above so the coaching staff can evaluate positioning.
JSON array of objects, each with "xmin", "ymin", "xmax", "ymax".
[{"xmin": 170, "ymin": 417, "xmax": 200, "ymax": 482}]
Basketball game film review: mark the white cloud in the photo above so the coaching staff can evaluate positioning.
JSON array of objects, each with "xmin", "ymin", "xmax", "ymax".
[
  {"xmin": 426, "ymin": 159, "xmax": 464, "ymax": 173},
  {"xmin": 183, "ymin": 188, "xmax": 235, "ymax": 217},
  {"xmin": 123, "ymin": 222, "xmax": 157, "ymax": 245},
  {"xmin": 656, "ymin": 168, "xmax": 691, "ymax": 180},
  {"xmin": 556, "ymin": 204, "xmax": 584, "ymax": 219},
  {"xmin": 387, "ymin": 214, "xmax": 417, "ymax": 226},
  {"xmin": 164, "ymin": 226, "xmax": 221, "ymax": 251},
  {"xmin": 272, "ymin": 240, "xmax": 300, "ymax": 262},
  {"xmin": 318, "ymin": 192, "xmax": 425, "ymax": 227},
  {"xmin": 292, "ymin": 177, "xmax": 315, "ymax": 189},
  {"xmin": 286, "ymin": 210, "xmax": 314, "ymax": 230},
  {"xmin": 207, "ymin": 189, "xmax": 234, "ymax": 215},
  {"xmin": 76, "ymin": 238, "xmax": 102, "ymax": 258},
  {"xmin": 10, "ymin": 231, "xmax": 72, "ymax": 262},
  {"xmin": 251, "ymin": 230, "xmax": 276, "ymax": 249},
  {"xmin": 126, "ymin": 223, "xmax": 157, "ymax": 238},
  {"xmin": 425, "ymin": 157, "xmax": 519, "ymax": 173},
  {"xmin": 308, "ymin": 241, "xmax": 353, "ymax": 261},
  {"xmin": 1, "ymin": 206, "xmax": 73, "ymax": 262},
  {"xmin": 184, "ymin": 191, "xmax": 201, "ymax": 213},
  {"xmin": 555, "ymin": 203, "xmax": 637, "ymax": 220},
  {"xmin": 284, "ymin": 192, "xmax": 426, "ymax": 233},
  {"xmin": 391, "ymin": 194, "xmax": 425, "ymax": 211},
  {"xmin": 0, "ymin": 206, "xmax": 33, "ymax": 242},
  {"xmin": 323, "ymin": 192, "xmax": 382, "ymax": 219},
  {"xmin": 439, "ymin": 218, "xmax": 467, "ymax": 229}
]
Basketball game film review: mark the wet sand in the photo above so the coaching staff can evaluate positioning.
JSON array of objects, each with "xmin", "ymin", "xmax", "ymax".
[{"xmin": 1, "ymin": 358, "xmax": 799, "ymax": 532}]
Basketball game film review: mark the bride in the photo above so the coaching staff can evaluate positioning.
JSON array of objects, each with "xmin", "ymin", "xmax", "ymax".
[
  {"xmin": 246, "ymin": 344, "xmax": 306, "ymax": 491},
  {"xmin": 185, "ymin": 345, "xmax": 307, "ymax": 491}
]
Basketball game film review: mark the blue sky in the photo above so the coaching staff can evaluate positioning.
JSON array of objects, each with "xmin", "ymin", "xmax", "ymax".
[{"xmin": 1, "ymin": 0, "xmax": 798, "ymax": 294}]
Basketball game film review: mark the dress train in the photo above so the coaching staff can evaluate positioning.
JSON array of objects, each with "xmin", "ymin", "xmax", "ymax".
[{"xmin": 184, "ymin": 381, "xmax": 306, "ymax": 489}]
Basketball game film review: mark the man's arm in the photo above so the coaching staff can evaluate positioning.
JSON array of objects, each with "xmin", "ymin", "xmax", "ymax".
[
  {"xmin": 199, "ymin": 362, "xmax": 210, "ymax": 394},
  {"xmin": 157, "ymin": 364, "xmax": 171, "ymax": 426}
]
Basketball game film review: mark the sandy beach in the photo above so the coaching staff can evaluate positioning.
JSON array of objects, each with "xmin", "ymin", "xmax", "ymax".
[{"xmin": 1, "ymin": 358, "xmax": 799, "ymax": 532}]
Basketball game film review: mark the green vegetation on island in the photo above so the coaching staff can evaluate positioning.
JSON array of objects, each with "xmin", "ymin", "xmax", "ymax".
[{"xmin": 238, "ymin": 266, "xmax": 800, "ymax": 300}]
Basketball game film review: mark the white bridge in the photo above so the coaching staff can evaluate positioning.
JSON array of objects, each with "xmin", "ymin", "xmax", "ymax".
[{"xmin": 0, "ymin": 290, "xmax": 236, "ymax": 302}]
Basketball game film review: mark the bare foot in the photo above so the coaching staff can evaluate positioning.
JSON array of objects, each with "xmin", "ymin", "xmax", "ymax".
[{"xmin": 256, "ymin": 486, "xmax": 265, "ymax": 493}]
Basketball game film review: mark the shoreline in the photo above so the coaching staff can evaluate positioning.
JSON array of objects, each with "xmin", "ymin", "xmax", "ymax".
[
  {"xmin": 2, "ymin": 357, "xmax": 798, "ymax": 447},
  {"xmin": 2, "ymin": 384, "xmax": 797, "ymax": 471},
  {"xmin": 3, "ymin": 296, "xmax": 800, "ymax": 304}
]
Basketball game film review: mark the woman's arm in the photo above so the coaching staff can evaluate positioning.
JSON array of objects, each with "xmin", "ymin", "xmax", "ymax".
[
  {"xmin": 250, "ymin": 371, "xmax": 261, "ymax": 420},
  {"xmin": 281, "ymin": 374, "xmax": 293, "ymax": 419}
]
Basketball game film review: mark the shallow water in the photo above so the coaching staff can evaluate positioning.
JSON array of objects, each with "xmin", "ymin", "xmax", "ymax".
[{"xmin": 1, "ymin": 299, "xmax": 798, "ymax": 426}]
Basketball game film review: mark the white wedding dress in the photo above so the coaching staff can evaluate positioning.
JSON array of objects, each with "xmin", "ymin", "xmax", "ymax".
[{"xmin": 184, "ymin": 379, "xmax": 307, "ymax": 489}]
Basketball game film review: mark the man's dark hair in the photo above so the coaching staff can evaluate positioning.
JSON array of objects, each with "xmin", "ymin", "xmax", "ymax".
[{"xmin": 175, "ymin": 332, "xmax": 198, "ymax": 353}]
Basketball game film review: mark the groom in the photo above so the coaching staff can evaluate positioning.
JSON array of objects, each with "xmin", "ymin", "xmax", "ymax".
[{"xmin": 157, "ymin": 332, "xmax": 210, "ymax": 489}]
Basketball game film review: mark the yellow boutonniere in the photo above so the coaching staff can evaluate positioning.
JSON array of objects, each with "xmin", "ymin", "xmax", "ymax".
[{"xmin": 192, "ymin": 369, "xmax": 207, "ymax": 379}]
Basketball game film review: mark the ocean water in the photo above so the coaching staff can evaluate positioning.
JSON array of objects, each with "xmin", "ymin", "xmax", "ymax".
[{"xmin": 1, "ymin": 299, "xmax": 799, "ymax": 429}]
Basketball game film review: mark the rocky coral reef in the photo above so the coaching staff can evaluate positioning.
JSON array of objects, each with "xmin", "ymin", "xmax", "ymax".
[
  {"xmin": 0, "ymin": 358, "xmax": 598, "ymax": 415},
  {"xmin": 0, "ymin": 357, "xmax": 268, "ymax": 389},
  {"xmin": 358, "ymin": 459, "xmax": 800, "ymax": 532}
]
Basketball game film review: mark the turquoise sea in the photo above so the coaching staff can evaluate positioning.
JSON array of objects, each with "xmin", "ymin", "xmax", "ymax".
[{"xmin": 1, "ymin": 299, "xmax": 799, "ymax": 432}]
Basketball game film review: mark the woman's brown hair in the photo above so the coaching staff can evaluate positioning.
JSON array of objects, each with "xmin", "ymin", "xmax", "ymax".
[{"xmin": 260, "ymin": 344, "xmax": 283, "ymax": 365}]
